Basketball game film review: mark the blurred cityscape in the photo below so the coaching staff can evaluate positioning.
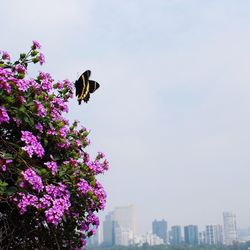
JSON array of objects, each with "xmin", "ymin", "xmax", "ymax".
[{"xmin": 87, "ymin": 205, "xmax": 250, "ymax": 248}]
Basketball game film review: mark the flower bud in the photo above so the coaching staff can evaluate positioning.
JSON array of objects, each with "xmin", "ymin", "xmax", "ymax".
[
  {"xmin": 31, "ymin": 50, "xmax": 39, "ymax": 57},
  {"xmin": 20, "ymin": 53, "xmax": 26, "ymax": 59},
  {"xmin": 32, "ymin": 57, "xmax": 39, "ymax": 64}
]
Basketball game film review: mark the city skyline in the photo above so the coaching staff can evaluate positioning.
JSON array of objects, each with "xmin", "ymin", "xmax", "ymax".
[
  {"xmin": 90, "ymin": 206, "xmax": 245, "ymax": 247},
  {"xmin": 100, "ymin": 206, "xmax": 243, "ymax": 235}
]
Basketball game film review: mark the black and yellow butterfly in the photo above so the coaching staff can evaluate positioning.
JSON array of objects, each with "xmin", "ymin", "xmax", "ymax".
[{"xmin": 75, "ymin": 70, "xmax": 100, "ymax": 104}]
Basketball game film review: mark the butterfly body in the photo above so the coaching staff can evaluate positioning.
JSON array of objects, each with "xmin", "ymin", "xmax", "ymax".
[{"xmin": 75, "ymin": 70, "xmax": 100, "ymax": 104}]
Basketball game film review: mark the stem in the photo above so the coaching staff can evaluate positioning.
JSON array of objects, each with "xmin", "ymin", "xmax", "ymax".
[
  {"xmin": 20, "ymin": 49, "xmax": 32, "ymax": 64},
  {"xmin": 0, "ymin": 136, "xmax": 31, "ymax": 169},
  {"xmin": 52, "ymin": 228, "xmax": 60, "ymax": 250}
]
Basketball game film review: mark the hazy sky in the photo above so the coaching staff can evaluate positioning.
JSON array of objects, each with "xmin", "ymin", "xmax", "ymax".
[{"xmin": 1, "ymin": 0, "xmax": 250, "ymax": 234}]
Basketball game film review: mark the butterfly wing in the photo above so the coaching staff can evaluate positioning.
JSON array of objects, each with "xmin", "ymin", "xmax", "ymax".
[
  {"xmin": 75, "ymin": 77, "xmax": 82, "ymax": 97},
  {"xmin": 83, "ymin": 70, "xmax": 91, "ymax": 79},
  {"xmin": 89, "ymin": 80, "xmax": 100, "ymax": 93},
  {"xmin": 83, "ymin": 93, "xmax": 90, "ymax": 103},
  {"xmin": 76, "ymin": 70, "xmax": 91, "ymax": 104}
]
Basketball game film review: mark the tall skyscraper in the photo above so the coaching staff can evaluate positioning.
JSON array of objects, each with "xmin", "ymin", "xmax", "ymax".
[
  {"xmin": 223, "ymin": 211, "xmax": 238, "ymax": 245},
  {"xmin": 205, "ymin": 224, "xmax": 223, "ymax": 245},
  {"xmin": 103, "ymin": 213, "xmax": 116, "ymax": 246},
  {"xmin": 184, "ymin": 225, "xmax": 198, "ymax": 245},
  {"xmin": 170, "ymin": 225, "xmax": 182, "ymax": 245},
  {"xmin": 103, "ymin": 205, "xmax": 136, "ymax": 246},
  {"xmin": 112, "ymin": 205, "xmax": 136, "ymax": 235},
  {"xmin": 152, "ymin": 219, "xmax": 168, "ymax": 243}
]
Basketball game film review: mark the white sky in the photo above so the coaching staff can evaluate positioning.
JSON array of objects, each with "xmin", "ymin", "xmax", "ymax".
[{"xmin": 1, "ymin": 0, "xmax": 250, "ymax": 233}]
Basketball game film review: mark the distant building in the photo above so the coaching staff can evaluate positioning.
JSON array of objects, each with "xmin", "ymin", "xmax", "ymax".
[
  {"xmin": 103, "ymin": 213, "xmax": 116, "ymax": 246},
  {"xmin": 115, "ymin": 227, "xmax": 134, "ymax": 246},
  {"xmin": 205, "ymin": 224, "xmax": 223, "ymax": 245},
  {"xmin": 223, "ymin": 211, "xmax": 237, "ymax": 245},
  {"xmin": 184, "ymin": 225, "xmax": 198, "ymax": 245},
  {"xmin": 199, "ymin": 231, "xmax": 206, "ymax": 245},
  {"xmin": 143, "ymin": 232, "xmax": 164, "ymax": 245},
  {"xmin": 152, "ymin": 219, "xmax": 168, "ymax": 243},
  {"xmin": 103, "ymin": 205, "xmax": 136, "ymax": 246},
  {"xmin": 170, "ymin": 225, "xmax": 182, "ymax": 245},
  {"xmin": 237, "ymin": 227, "xmax": 250, "ymax": 241},
  {"xmin": 113, "ymin": 205, "xmax": 136, "ymax": 235}
]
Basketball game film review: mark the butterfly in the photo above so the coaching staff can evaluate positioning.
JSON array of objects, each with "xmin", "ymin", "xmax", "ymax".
[{"xmin": 75, "ymin": 70, "xmax": 100, "ymax": 104}]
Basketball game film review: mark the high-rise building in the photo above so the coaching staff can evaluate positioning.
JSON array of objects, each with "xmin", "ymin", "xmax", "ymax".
[
  {"xmin": 223, "ymin": 211, "xmax": 237, "ymax": 245},
  {"xmin": 170, "ymin": 225, "xmax": 182, "ymax": 245},
  {"xmin": 103, "ymin": 205, "xmax": 136, "ymax": 246},
  {"xmin": 184, "ymin": 225, "xmax": 198, "ymax": 245},
  {"xmin": 152, "ymin": 219, "xmax": 168, "ymax": 243},
  {"xmin": 113, "ymin": 205, "xmax": 136, "ymax": 235},
  {"xmin": 205, "ymin": 224, "xmax": 223, "ymax": 245},
  {"xmin": 199, "ymin": 231, "xmax": 206, "ymax": 245},
  {"xmin": 103, "ymin": 213, "xmax": 116, "ymax": 246}
]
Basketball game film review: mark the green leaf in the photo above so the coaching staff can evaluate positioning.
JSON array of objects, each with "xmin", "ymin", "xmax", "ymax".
[
  {"xmin": 6, "ymin": 186, "xmax": 17, "ymax": 195},
  {"xmin": 36, "ymin": 168, "xmax": 49, "ymax": 176},
  {"xmin": 62, "ymin": 214, "xmax": 67, "ymax": 223},
  {"xmin": 20, "ymin": 53, "xmax": 26, "ymax": 59},
  {"xmin": 0, "ymin": 181, "xmax": 8, "ymax": 195}
]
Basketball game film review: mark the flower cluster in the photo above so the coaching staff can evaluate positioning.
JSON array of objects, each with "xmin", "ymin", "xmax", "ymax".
[
  {"xmin": 77, "ymin": 179, "xmax": 92, "ymax": 195},
  {"xmin": 44, "ymin": 183, "xmax": 71, "ymax": 224},
  {"xmin": 15, "ymin": 193, "xmax": 39, "ymax": 214},
  {"xmin": 21, "ymin": 131, "xmax": 45, "ymax": 158},
  {"xmin": 22, "ymin": 168, "xmax": 44, "ymax": 192},
  {"xmin": 83, "ymin": 152, "xmax": 110, "ymax": 175},
  {"xmin": 44, "ymin": 161, "xmax": 58, "ymax": 175},
  {"xmin": 34, "ymin": 100, "xmax": 47, "ymax": 117},
  {"xmin": 0, "ymin": 42, "xmax": 108, "ymax": 249}
]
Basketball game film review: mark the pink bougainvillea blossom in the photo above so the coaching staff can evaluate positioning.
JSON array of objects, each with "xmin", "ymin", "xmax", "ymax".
[
  {"xmin": 1, "ymin": 50, "xmax": 10, "ymax": 60},
  {"xmin": 34, "ymin": 100, "xmax": 47, "ymax": 117},
  {"xmin": 44, "ymin": 161, "xmax": 58, "ymax": 175},
  {"xmin": 0, "ymin": 106, "xmax": 10, "ymax": 123},
  {"xmin": 77, "ymin": 179, "xmax": 92, "ymax": 195},
  {"xmin": 21, "ymin": 131, "xmax": 45, "ymax": 158},
  {"xmin": 22, "ymin": 168, "xmax": 44, "ymax": 192},
  {"xmin": 39, "ymin": 52, "xmax": 45, "ymax": 65},
  {"xmin": 32, "ymin": 40, "xmax": 41, "ymax": 50}
]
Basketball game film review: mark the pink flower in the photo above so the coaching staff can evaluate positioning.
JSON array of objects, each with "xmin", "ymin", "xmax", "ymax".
[
  {"xmin": 77, "ymin": 179, "xmax": 92, "ymax": 195},
  {"xmin": 44, "ymin": 161, "xmax": 58, "ymax": 175},
  {"xmin": 16, "ymin": 79, "xmax": 29, "ymax": 92},
  {"xmin": 22, "ymin": 168, "xmax": 44, "ymax": 192},
  {"xmin": 32, "ymin": 40, "xmax": 41, "ymax": 50},
  {"xmin": 34, "ymin": 100, "xmax": 47, "ymax": 117},
  {"xmin": 43, "ymin": 183, "xmax": 71, "ymax": 225},
  {"xmin": 1, "ymin": 51, "xmax": 10, "ymax": 60},
  {"xmin": 38, "ymin": 71, "xmax": 53, "ymax": 91},
  {"xmin": 21, "ymin": 131, "xmax": 45, "ymax": 158},
  {"xmin": 0, "ymin": 106, "xmax": 10, "ymax": 123},
  {"xmin": 97, "ymin": 152, "xmax": 105, "ymax": 159},
  {"xmin": 17, "ymin": 193, "xmax": 39, "ymax": 214},
  {"xmin": 35, "ymin": 122, "xmax": 43, "ymax": 132},
  {"xmin": 15, "ymin": 64, "xmax": 26, "ymax": 74},
  {"xmin": 39, "ymin": 53, "xmax": 45, "ymax": 65}
]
